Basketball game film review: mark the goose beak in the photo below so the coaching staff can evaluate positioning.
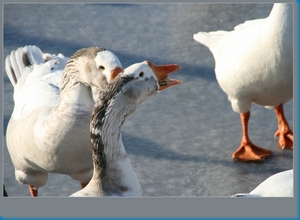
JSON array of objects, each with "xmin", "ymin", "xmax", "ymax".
[
  {"xmin": 110, "ymin": 67, "xmax": 123, "ymax": 81},
  {"xmin": 147, "ymin": 61, "xmax": 182, "ymax": 91}
]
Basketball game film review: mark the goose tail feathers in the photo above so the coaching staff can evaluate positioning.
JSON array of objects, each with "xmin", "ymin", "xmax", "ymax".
[
  {"xmin": 193, "ymin": 32, "xmax": 212, "ymax": 47},
  {"xmin": 193, "ymin": 31, "xmax": 227, "ymax": 49},
  {"xmin": 5, "ymin": 45, "xmax": 44, "ymax": 87}
]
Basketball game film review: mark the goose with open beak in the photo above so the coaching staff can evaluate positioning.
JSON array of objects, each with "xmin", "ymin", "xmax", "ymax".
[{"xmin": 70, "ymin": 61, "xmax": 181, "ymax": 197}]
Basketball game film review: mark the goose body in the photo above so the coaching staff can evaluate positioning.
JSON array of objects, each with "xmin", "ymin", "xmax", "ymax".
[
  {"xmin": 232, "ymin": 169, "xmax": 293, "ymax": 197},
  {"xmin": 5, "ymin": 45, "xmax": 123, "ymax": 196},
  {"xmin": 70, "ymin": 61, "xmax": 181, "ymax": 197},
  {"xmin": 193, "ymin": 3, "xmax": 293, "ymax": 161}
]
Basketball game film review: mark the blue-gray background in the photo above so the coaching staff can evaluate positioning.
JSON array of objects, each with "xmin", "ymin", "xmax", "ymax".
[{"xmin": 2, "ymin": 3, "xmax": 294, "ymax": 199}]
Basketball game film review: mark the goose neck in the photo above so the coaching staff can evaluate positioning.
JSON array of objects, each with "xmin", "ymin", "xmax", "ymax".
[
  {"xmin": 266, "ymin": 3, "xmax": 292, "ymax": 32},
  {"xmin": 57, "ymin": 62, "xmax": 95, "ymax": 114},
  {"xmin": 89, "ymin": 94, "xmax": 142, "ymax": 196}
]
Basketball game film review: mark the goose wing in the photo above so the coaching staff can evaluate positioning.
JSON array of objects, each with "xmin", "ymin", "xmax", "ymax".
[{"xmin": 5, "ymin": 45, "xmax": 69, "ymax": 120}]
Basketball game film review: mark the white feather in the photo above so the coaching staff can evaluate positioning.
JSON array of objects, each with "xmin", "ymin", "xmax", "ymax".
[
  {"xmin": 5, "ymin": 45, "xmax": 123, "ymax": 196},
  {"xmin": 193, "ymin": 3, "xmax": 293, "ymax": 113},
  {"xmin": 232, "ymin": 169, "xmax": 293, "ymax": 197}
]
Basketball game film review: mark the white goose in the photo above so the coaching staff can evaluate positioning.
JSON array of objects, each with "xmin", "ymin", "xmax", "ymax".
[
  {"xmin": 193, "ymin": 3, "xmax": 293, "ymax": 161},
  {"xmin": 5, "ymin": 45, "xmax": 123, "ymax": 196},
  {"xmin": 70, "ymin": 61, "xmax": 181, "ymax": 197},
  {"xmin": 232, "ymin": 169, "xmax": 293, "ymax": 197}
]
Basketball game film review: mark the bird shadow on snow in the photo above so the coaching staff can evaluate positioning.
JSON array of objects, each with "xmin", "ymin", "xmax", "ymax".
[
  {"xmin": 3, "ymin": 25, "xmax": 217, "ymax": 83},
  {"xmin": 123, "ymin": 132, "xmax": 229, "ymax": 165},
  {"xmin": 122, "ymin": 132, "xmax": 293, "ymax": 175}
]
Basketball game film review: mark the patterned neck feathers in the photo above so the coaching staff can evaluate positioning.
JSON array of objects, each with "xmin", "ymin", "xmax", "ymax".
[{"xmin": 89, "ymin": 76, "xmax": 142, "ymax": 196}]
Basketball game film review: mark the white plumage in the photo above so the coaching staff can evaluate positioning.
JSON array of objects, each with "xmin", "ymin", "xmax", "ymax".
[
  {"xmin": 193, "ymin": 3, "xmax": 293, "ymax": 161},
  {"xmin": 5, "ymin": 45, "xmax": 123, "ymax": 196},
  {"xmin": 232, "ymin": 169, "xmax": 293, "ymax": 197}
]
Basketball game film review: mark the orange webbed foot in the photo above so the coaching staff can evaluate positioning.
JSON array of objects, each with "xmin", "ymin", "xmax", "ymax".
[
  {"xmin": 232, "ymin": 143, "xmax": 272, "ymax": 161},
  {"xmin": 273, "ymin": 104, "xmax": 293, "ymax": 150},
  {"xmin": 274, "ymin": 129, "xmax": 293, "ymax": 150}
]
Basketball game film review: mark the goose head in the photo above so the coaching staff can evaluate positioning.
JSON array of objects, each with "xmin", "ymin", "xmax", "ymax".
[
  {"xmin": 117, "ymin": 60, "xmax": 182, "ymax": 104},
  {"xmin": 93, "ymin": 49, "xmax": 123, "ymax": 83},
  {"xmin": 61, "ymin": 47, "xmax": 123, "ymax": 93}
]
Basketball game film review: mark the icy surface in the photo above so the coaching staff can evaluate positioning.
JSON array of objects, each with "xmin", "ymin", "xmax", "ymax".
[{"xmin": 3, "ymin": 3, "xmax": 293, "ymax": 197}]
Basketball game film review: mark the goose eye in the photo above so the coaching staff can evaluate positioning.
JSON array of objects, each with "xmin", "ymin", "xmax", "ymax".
[
  {"xmin": 139, "ymin": 72, "xmax": 144, "ymax": 77},
  {"xmin": 99, "ymin": 65, "xmax": 105, "ymax": 70}
]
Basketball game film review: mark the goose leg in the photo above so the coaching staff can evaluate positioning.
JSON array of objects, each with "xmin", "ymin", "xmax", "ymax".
[
  {"xmin": 29, "ymin": 183, "xmax": 87, "ymax": 196},
  {"xmin": 29, "ymin": 185, "xmax": 38, "ymax": 197},
  {"xmin": 232, "ymin": 112, "xmax": 272, "ymax": 161},
  {"xmin": 274, "ymin": 103, "xmax": 293, "ymax": 149}
]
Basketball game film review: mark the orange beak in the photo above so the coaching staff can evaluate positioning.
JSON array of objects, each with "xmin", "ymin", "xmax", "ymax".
[
  {"xmin": 147, "ymin": 61, "xmax": 182, "ymax": 91},
  {"xmin": 110, "ymin": 67, "xmax": 123, "ymax": 81}
]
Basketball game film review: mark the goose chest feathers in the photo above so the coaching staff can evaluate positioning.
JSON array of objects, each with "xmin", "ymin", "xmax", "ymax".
[
  {"xmin": 5, "ymin": 45, "xmax": 123, "ymax": 196},
  {"xmin": 70, "ymin": 61, "xmax": 181, "ymax": 197}
]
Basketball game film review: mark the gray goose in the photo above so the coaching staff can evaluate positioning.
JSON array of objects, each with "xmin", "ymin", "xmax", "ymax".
[{"xmin": 70, "ymin": 60, "xmax": 181, "ymax": 196}]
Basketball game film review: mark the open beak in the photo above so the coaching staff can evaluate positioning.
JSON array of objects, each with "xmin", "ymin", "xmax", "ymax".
[
  {"xmin": 110, "ymin": 67, "xmax": 123, "ymax": 81},
  {"xmin": 147, "ymin": 61, "xmax": 182, "ymax": 91}
]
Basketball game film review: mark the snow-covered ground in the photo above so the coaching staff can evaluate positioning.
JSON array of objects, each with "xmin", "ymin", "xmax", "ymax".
[{"xmin": 2, "ymin": 2, "xmax": 294, "ymax": 199}]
